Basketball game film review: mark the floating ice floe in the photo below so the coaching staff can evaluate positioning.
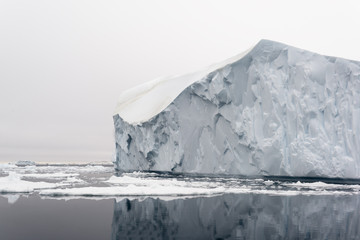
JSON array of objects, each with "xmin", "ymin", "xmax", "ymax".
[
  {"xmin": 0, "ymin": 172, "xmax": 64, "ymax": 193},
  {"xmin": 40, "ymin": 172, "xmax": 360, "ymax": 198},
  {"xmin": 1, "ymin": 166, "xmax": 359, "ymax": 200}
]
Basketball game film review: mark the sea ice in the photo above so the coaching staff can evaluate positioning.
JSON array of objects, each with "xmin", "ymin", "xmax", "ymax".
[
  {"xmin": 0, "ymin": 172, "xmax": 63, "ymax": 193},
  {"xmin": 39, "ymin": 173, "xmax": 360, "ymax": 198},
  {"xmin": 0, "ymin": 165, "xmax": 358, "ymax": 199}
]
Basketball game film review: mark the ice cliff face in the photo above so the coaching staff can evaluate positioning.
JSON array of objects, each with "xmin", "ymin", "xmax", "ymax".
[{"xmin": 113, "ymin": 40, "xmax": 360, "ymax": 178}]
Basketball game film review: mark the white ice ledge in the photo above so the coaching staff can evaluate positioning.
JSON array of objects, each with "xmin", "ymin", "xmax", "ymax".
[{"xmin": 114, "ymin": 45, "xmax": 254, "ymax": 124}]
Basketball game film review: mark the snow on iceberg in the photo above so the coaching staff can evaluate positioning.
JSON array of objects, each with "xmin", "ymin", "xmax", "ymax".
[{"xmin": 113, "ymin": 39, "xmax": 360, "ymax": 178}]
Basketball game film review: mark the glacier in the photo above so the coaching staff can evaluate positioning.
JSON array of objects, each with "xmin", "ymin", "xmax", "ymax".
[{"xmin": 113, "ymin": 39, "xmax": 360, "ymax": 178}]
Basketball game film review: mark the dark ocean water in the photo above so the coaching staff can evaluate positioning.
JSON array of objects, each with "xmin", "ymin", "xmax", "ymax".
[
  {"xmin": 0, "ymin": 196, "xmax": 113, "ymax": 240},
  {"xmin": 0, "ymin": 193, "xmax": 359, "ymax": 240}
]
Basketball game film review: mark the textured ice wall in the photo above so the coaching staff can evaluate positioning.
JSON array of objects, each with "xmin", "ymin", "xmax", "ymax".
[{"xmin": 114, "ymin": 40, "xmax": 360, "ymax": 178}]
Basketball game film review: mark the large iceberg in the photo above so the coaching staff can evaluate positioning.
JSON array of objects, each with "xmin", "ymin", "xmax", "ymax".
[{"xmin": 113, "ymin": 40, "xmax": 360, "ymax": 178}]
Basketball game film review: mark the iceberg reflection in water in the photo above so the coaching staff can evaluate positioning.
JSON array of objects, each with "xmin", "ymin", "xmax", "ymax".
[{"xmin": 112, "ymin": 194, "xmax": 360, "ymax": 240}]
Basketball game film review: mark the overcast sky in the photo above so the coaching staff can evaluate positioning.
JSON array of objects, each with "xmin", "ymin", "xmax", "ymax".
[{"xmin": 1, "ymin": 0, "xmax": 359, "ymax": 163}]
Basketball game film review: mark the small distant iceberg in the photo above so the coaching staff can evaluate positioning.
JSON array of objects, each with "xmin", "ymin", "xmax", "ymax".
[{"xmin": 15, "ymin": 160, "xmax": 36, "ymax": 167}]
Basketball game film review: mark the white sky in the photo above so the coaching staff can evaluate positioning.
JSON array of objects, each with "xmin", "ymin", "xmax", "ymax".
[{"xmin": 1, "ymin": 0, "xmax": 359, "ymax": 163}]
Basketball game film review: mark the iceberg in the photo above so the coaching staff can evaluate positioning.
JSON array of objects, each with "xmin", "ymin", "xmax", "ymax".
[
  {"xmin": 15, "ymin": 160, "xmax": 36, "ymax": 167},
  {"xmin": 113, "ymin": 40, "xmax": 360, "ymax": 178}
]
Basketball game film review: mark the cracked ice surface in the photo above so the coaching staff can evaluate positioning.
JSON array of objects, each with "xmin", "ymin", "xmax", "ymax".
[{"xmin": 113, "ymin": 39, "xmax": 360, "ymax": 178}]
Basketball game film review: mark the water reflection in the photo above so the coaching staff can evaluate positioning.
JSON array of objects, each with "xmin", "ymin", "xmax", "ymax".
[{"xmin": 112, "ymin": 194, "xmax": 360, "ymax": 239}]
